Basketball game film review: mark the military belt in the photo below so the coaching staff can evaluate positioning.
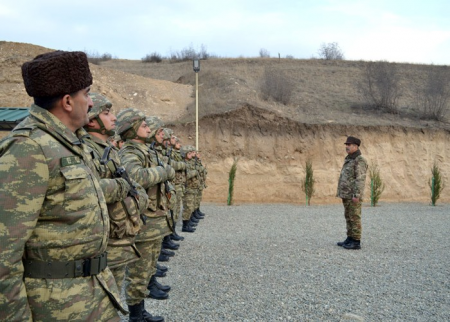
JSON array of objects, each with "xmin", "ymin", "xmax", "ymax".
[{"xmin": 23, "ymin": 252, "xmax": 108, "ymax": 279}]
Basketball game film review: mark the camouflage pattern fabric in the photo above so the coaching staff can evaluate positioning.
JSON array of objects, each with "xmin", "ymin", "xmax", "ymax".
[
  {"xmin": 124, "ymin": 238, "xmax": 163, "ymax": 305},
  {"xmin": 0, "ymin": 105, "xmax": 123, "ymax": 321},
  {"xmin": 195, "ymin": 189, "xmax": 203, "ymax": 210},
  {"xmin": 83, "ymin": 135, "xmax": 146, "ymax": 269},
  {"xmin": 336, "ymin": 150, "xmax": 368, "ymax": 200},
  {"xmin": 119, "ymin": 140, "xmax": 171, "ymax": 304},
  {"xmin": 168, "ymin": 148, "xmax": 185, "ymax": 222},
  {"xmin": 182, "ymin": 191, "xmax": 197, "ymax": 221},
  {"xmin": 110, "ymin": 265, "xmax": 127, "ymax": 295},
  {"xmin": 342, "ymin": 199, "xmax": 362, "ymax": 240}
]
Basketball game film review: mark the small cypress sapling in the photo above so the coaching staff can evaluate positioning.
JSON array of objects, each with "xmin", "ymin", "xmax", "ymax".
[
  {"xmin": 227, "ymin": 158, "xmax": 239, "ymax": 206},
  {"xmin": 429, "ymin": 162, "xmax": 444, "ymax": 206},
  {"xmin": 301, "ymin": 160, "xmax": 315, "ymax": 206},
  {"xmin": 369, "ymin": 162, "xmax": 385, "ymax": 207}
]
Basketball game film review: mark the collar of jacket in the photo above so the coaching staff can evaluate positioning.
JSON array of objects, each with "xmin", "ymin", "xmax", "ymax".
[
  {"xmin": 30, "ymin": 104, "xmax": 83, "ymax": 145},
  {"xmin": 346, "ymin": 149, "xmax": 361, "ymax": 160}
]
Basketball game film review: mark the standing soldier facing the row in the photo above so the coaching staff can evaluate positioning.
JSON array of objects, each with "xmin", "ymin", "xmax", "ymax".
[
  {"xmin": 336, "ymin": 136, "xmax": 368, "ymax": 250},
  {"xmin": 0, "ymin": 51, "xmax": 124, "ymax": 321}
]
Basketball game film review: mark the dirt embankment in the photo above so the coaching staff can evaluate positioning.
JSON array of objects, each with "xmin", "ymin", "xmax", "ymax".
[
  {"xmin": 1, "ymin": 42, "xmax": 449, "ymax": 205},
  {"xmin": 171, "ymin": 105, "xmax": 450, "ymax": 204}
]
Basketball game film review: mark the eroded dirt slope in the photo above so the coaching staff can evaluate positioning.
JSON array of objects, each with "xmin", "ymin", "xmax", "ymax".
[
  {"xmin": 1, "ymin": 42, "xmax": 448, "ymax": 204},
  {"xmin": 171, "ymin": 105, "xmax": 450, "ymax": 204}
]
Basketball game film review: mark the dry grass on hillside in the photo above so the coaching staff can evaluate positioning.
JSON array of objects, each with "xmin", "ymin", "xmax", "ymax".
[{"xmin": 101, "ymin": 58, "xmax": 450, "ymax": 130}]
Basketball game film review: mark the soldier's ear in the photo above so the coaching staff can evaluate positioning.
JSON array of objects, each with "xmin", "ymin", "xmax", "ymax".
[{"xmin": 61, "ymin": 94, "xmax": 74, "ymax": 113}]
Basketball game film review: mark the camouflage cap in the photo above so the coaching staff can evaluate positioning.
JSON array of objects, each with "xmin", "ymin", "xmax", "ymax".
[
  {"xmin": 116, "ymin": 108, "xmax": 146, "ymax": 139},
  {"xmin": 145, "ymin": 116, "xmax": 164, "ymax": 133},
  {"xmin": 180, "ymin": 145, "xmax": 196, "ymax": 158},
  {"xmin": 162, "ymin": 128, "xmax": 173, "ymax": 140},
  {"xmin": 88, "ymin": 93, "xmax": 112, "ymax": 119}
]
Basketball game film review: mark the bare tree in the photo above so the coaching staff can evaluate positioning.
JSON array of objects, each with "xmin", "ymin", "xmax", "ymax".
[
  {"xmin": 259, "ymin": 48, "xmax": 270, "ymax": 58},
  {"xmin": 415, "ymin": 65, "xmax": 450, "ymax": 121},
  {"xmin": 359, "ymin": 61, "xmax": 402, "ymax": 113},
  {"xmin": 318, "ymin": 42, "xmax": 344, "ymax": 60}
]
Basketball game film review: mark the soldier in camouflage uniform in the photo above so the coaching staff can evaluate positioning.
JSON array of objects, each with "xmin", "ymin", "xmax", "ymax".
[
  {"xmin": 171, "ymin": 136, "xmax": 187, "ymax": 237},
  {"xmin": 117, "ymin": 109, "xmax": 174, "ymax": 321},
  {"xmin": 193, "ymin": 150, "xmax": 207, "ymax": 219},
  {"xmin": 181, "ymin": 145, "xmax": 202, "ymax": 232},
  {"xmin": 83, "ymin": 93, "xmax": 150, "ymax": 299},
  {"xmin": 336, "ymin": 136, "xmax": 368, "ymax": 250},
  {"xmin": 160, "ymin": 128, "xmax": 186, "ymax": 241},
  {"xmin": 0, "ymin": 51, "xmax": 124, "ymax": 321}
]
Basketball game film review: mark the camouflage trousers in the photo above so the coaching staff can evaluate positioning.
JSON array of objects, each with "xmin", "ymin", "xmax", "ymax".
[
  {"xmin": 342, "ymin": 198, "xmax": 362, "ymax": 240},
  {"xmin": 124, "ymin": 215, "xmax": 169, "ymax": 305},
  {"xmin": 174, "ymin": 185, "xmax": 184, "ymax": 223},
  {"xmin": 107, "ymin": 243, "xmax": 140, "ymax": 270},
  {"xmin": 124, "ymin": 238, "xmax": 162, "ymax": 306},
  {"xmin": 110, "ymin": 265, "xmax": 126, "ymax": 297},
  {"xmin": 25, "ymin": 268, "xmax": 121, "ymax": 321},
  {"xmin": 182, "ymin": 190, "xmax": 197, "ymax": 220},
  {"xmin": 108, "ymin": 243, "xmax": 141, "ymax": 294},
  {"xmin": 195, "ymin": 189, "xmax": 203, "ymax": 209}
]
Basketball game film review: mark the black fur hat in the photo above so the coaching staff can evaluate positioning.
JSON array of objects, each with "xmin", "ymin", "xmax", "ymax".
[
  {"xmin": 344, "ymin": 136, "xmax": 361, "ymax": 146},
  {"xmin": 21, "ymin": 50, "xmax": 92, "ymax": 98}
]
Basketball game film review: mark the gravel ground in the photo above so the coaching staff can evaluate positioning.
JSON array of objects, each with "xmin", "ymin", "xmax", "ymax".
[{"xmin": 122, "ymin": 202, "xmax": 450, "ymax": 322}]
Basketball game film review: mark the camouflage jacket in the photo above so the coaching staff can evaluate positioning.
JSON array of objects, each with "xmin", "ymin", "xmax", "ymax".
[
  {"xmin": 83, "ymin": 135, "xmax": 148, "ymax": 245},
  {"xmin": 336, "ymin": 150, "xmax": 368, "ymax": 200},
  {"xmin": 0, "ymin": 105, "xmax": 124, "ymax": 321},
  {"xmin": 119, "ymin": 141, "xmax": 170, "ymax": 218},
  {"xmin": 171, "ymin": 149, "xmax": 186, "ymax": 186},
  {"xmin": 197, "ymin": 159, "xmax": 208, "ymax": 190},
  {"xmin": 185, "ymin": 158, "xmax": 200, "ymax": 191}
]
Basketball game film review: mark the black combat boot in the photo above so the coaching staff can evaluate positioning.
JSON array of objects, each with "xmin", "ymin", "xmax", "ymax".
[
  {"xmin": 128, "ymin": 302, "xmax": 144, "ymax": 322},
  {"xmin": 170, "ymin": 223, "xmax": 185, "ymax": 241},
  {"xmin": 140, "ymin": 300, "xmax": 165, "ymax": 322},
  {"xmin": 190, "ymin": 215, "xmax": 200, "ymax": 223},
  {"xmin": 162, "ymin": 235, "xmax": 179, "ymax": 250},
  {"xmin": 182, "ymin": 220, "xmax": 196, "ymax": 233},
  {"xmin": 343, "ymin": 238, "xmax": 361, "ymax": 250},
  {"xmin": 147, "ymin": 276, "xmax": 169, "ymax": 300},
  {"xmin": 154, "ymin": 268, "xmax": 166, "ymax": 278},
  {"xmin": 156, "ymin": 263, "xmax": 168, "ymax": 272},
  {"xmin": 337, "ymin": 236, "xmax": 351, "ymax": 247},
  {"xmin": 161, "ymin": 248, "xmax": 175, "ymax": 257},
  {"xmin": 194, "ymin": 209, "xmax": 204, "ymax": 219},
  {"xmin": 148, "ymin": 275, "xmax": 171, "ymax": 292},
  {"xmin": 171, "ymin": 232, "xmax": 184, "ymax": 241},
  {"xmin": 198, "ymin": 208, "xmax": 206, "ymax": 216},
  {"xmin": 158, "ymin": 253, "xmax": 170, "ymax": 262}
]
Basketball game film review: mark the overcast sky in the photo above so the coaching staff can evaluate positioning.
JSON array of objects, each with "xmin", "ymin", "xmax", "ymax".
[{"xmin": 1, "ymin": 0, "xmax": 449, "ymax": 65}]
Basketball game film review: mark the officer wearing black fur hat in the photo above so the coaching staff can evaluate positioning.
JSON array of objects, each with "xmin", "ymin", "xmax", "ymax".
[{"xmin": 336, "ymin": 136, "xmax": 368, "ymax": 250}]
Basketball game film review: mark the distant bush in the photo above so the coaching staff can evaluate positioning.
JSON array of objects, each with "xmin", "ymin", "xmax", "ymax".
[
  {"xmin": 415, "ymin": 65, "xmax": 450, "ymax": 121},
  {"xmin": 318, "ymin": 42, "xmax": 344, "ymax": 60},
  {"xmin": 260, "ymin": 67, "xmax": 294, "ymax": 105},
  {"xmin": 85, "ymin": 51, "xmax": 112, "ymax": 65},
  {"xmin": 285, "ymin": 55, "xmax": 295, "ymax": 59},
  {"xmin": 369, "ymin": 162, "xmax": 385, "ymax": 206},
  {"xmin": 259, "ymin": 48, "xmax": 270, "ymax": 58},
  {"xmin": 142, "ymin": 52, "xmax": 163, "ymax": 63},
  {"xmin": 358, "ymin": 61, "xmax": 402, "ymax": 113},
  {"xmin": 169, "ymin": 44, "xmax": 210, "ymax": 62}
]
